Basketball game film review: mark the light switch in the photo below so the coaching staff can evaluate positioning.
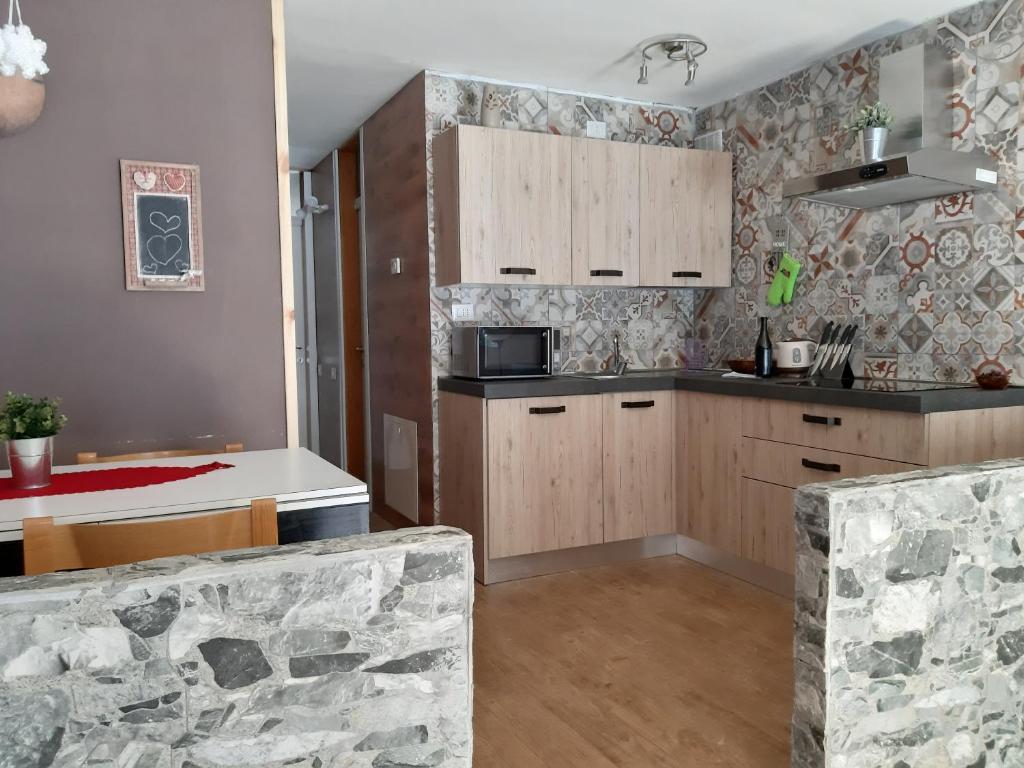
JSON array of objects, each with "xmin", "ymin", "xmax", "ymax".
[
  {"xmin": 390, "ymin": 257, "xmax": 402, "ymax": 275},
  {"xmin": 586, "ymin": 120, "xmax": 608, "ymax": 139},
  {"xmin": 451, "ymin": 303, "xmax": 474, "ymax": 321}
]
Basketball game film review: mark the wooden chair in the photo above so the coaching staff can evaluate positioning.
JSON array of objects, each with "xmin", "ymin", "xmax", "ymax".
[
  {"xmin": 76, "ymin": 443, "xmax": 244, "ymax": 464},
  {"xmin": 22, "ymin": 498, "xmax": 278, "ymax": 575}
]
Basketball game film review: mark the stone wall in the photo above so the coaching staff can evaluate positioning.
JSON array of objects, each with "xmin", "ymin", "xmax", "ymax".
[
  {"xmin": 793, "ymin": 460, "xmax": 1024, "ymax": 767},
  {"xmin": 0, "ymin": 527, "xmax": 473, "ymax": 768}
]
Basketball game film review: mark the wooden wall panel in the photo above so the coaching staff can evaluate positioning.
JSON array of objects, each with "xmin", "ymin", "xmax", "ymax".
[{"xmin": 362, "ymin": 73, "xmax": 433, "ymax": 525}]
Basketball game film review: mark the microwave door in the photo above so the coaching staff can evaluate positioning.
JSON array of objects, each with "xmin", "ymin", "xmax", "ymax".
[{"xmin": 479, "ymin": 328, "xmax": 550, "ymax": 378}]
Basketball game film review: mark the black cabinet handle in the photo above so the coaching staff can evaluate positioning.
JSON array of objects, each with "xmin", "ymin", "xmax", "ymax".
[
  {"xmin": 621, "ymin": 400, "xmax": 655, "ymax": 409},
  {"xmin": 802, "ymin": 458, "xmax": 841, "ymax": 473},
  {"xmin": 500, "ymin": 267, "xmax": 537, "ymax": 275},
  {"xmin": 803, "ymin": 414, "xmax": 842, "ymax": 426},
  {"xmin": 591, "ymin": 269, "xmax": 624, "ymax": 277},
  {"xmin": 672, "ymin": 271, "xmax": 702, "ymax": 278},
  {"xmin": 529, "ymin": 406, "xmax": 566, "ymax": 415}
]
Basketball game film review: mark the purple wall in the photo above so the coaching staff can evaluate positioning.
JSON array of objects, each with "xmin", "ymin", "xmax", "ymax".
[{"xmin": 0, "ymin": 0, "xmax": 286, "ymax": 462}]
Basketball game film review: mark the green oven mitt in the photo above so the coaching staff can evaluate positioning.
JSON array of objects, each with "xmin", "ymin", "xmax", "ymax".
[{"xmin": 767, "ymin": 253, "xmax": 801, "ymax": 306}]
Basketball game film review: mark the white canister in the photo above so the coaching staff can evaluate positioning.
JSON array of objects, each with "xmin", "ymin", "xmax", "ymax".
[{"xmin": 774, "ymin": 339, "xmax": 816, "ymax": 370}]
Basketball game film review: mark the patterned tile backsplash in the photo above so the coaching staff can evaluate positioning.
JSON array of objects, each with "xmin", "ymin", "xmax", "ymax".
[
  {"xmin": 695, "ymin": 0, "xmax": 1024, "ymax": 384},
  {"xmin": 424, "ymin": 73, "xmax": 700, "ymax": 379}
]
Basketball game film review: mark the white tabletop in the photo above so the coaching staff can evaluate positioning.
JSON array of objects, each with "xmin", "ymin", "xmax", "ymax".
[{"xmin": 0, "ymin": 448, "xmax": 368, "ymax": 540}]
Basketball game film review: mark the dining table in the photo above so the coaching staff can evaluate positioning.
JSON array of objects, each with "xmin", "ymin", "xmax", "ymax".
[{"xmin": 0, "ymin": 447, "xmax": 369, "ymax": 576}]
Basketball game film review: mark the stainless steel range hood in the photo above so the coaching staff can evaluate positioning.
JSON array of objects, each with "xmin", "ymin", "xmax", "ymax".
[
  {"xmin": 783, "ymin": 149, "xmax": 998, "ymax": 209},
  {"xmin": 783, "ymin": 43, "xmax": 998, "ymax": 209}
]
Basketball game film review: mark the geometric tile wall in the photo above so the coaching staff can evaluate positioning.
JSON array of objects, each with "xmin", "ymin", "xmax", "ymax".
[{"xmin": 695, "ymin": 0, "xmax": 1024, "ymax": 383}]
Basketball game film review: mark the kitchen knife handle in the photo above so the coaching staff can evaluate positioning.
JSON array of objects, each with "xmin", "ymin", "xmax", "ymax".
[
  {"xmin": 500, "ymin": 267, "xmax": 537, "ymax": 275},
  {"xmin": 803, "ymin": 414, "xmax": 842, "ymax": 426},
  {"xmin": 529, "ymin": 406, "xmax": 566, "ymax": 415},
  {"xmin": 672, "ymin": 271, "xmax": 702, "ymax": 278},
  {"xmin": 621, "ymin": 400, "xmax": 656, "ymax": 409},
  {"xmin": 590, "ymin": 269, "xmax": 624, "ymax": 277},
  {"xmin": 802, "ymin": 458, "xmax": 842, "ymax": 473}
]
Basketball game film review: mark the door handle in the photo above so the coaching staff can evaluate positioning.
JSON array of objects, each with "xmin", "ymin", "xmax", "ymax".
[
  {"xmin": 803, "ymin": 414, "xmax": 842, "ymax": 426},
  {"xmin": 500, "ymin": 267, "xmax": 537, "ymax": 275},
  {"xmin": 529, "ymin": 406, "xmax": 566, "ymax": 415},
  {"xmin": 591, "ymin": 269, "xmax": 624, "ymax": 277},
  {"xmin": 802, "ymin": 458, "xmax": 841, "ymax": 473},
  {"xmin": 621, "ymin": 400, "xmax": 655, "ymax": 409},
  {"xmin": 672, "ymin": 270, "xmax": 702, "ymax": 278}
]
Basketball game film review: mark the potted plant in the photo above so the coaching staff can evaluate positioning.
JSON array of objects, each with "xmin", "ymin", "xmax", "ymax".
[
  {"xmin": 0, "ymin": 0, "xmax": 50, "ymax": 137},
  {"xmin": 846, "ymin": 101, "xmax": 894, "ymax": 163},
  {"xmin": 0, "ymin": 392, "xmax": 66, "ymax": 489}
]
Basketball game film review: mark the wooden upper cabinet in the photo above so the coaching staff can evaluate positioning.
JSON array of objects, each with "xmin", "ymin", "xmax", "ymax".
[
  {"xmin": 571, "ymin": 138, "xmax": 640, "ymax": 286},
  {"xmin": 434, "ymin": 124, "xmax": 572, "ymax": 286},
  {"xmin": 639, "ymin": 145, "xmax": 732, "ymax": 288}
]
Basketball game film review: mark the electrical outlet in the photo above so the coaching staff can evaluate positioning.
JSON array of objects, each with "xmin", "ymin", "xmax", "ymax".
[
  {"xmin": 451, "ymin": 303, "xmax": 474, "ymax": 321},
  {"xmin": 586, "ymin": 120, "xmax": 608, "ymax": 139}
]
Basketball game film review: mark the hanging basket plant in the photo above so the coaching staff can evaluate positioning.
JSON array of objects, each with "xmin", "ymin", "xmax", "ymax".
[{"xmin": 0, "ymin": 0, "xmax": 49, "ymax": 137}]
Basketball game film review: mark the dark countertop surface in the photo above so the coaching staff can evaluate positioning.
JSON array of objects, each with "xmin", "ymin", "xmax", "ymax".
[{"xmin": 438, "ymin": 370, "xmax": 1024, "ymax": 414}]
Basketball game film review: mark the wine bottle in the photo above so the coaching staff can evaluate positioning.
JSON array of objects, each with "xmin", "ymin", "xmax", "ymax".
[{"xmin": 755, "ymin": 317, "xmax": 773, "ymax": 378}]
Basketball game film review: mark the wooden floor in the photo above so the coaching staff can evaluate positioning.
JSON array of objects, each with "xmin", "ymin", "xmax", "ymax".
[{"xmin": 472, "ymin": 556, "xmax": 793, "ymax": 767}]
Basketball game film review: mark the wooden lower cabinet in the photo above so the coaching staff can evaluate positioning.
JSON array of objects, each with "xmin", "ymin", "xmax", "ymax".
[
  {"xmin": 603, "ymin": 391, "xmax": 674, "ymax": 542},
  {"xmin": 739, "ymin": 479, "xmax": 796, "ymax": 574},
  {"xmin": 676, "ymin": 391, "xmax": 743, "ymax": 558},
  {"xmin": 488, "ymin": 395, "xmax": 604, "ymax": 558},
  {"xmin": 440, "ymin": 390, "xmax": 675, "ymax": 582}
]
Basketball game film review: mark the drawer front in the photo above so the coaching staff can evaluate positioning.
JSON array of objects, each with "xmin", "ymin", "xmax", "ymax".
[
  {"xmin": 741, "ymin": 398, "xmax": 927, "ymax": 464},
  {"xmin": 739, "ymin": 478, "xmax": 795, "ymax": 574},
  {"xmin": 742, "ymin": 437, "xmax": 922, "ymax": 489}
]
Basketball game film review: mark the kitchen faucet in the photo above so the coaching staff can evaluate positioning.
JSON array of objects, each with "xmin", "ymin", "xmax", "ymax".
[{"xmin": 612, "ymin": 333, "xmax": 628, "ymax": 376}]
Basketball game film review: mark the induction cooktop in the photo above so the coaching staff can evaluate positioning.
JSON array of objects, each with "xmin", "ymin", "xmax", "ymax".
[{"xmin": 777, "ymin": 378, "xmax": 977, "ymax": 393}]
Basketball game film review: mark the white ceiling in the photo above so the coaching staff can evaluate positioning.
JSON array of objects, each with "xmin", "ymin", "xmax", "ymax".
[{"xmin": 285, "ymin": 0, "xmax": 970, "ymax": 169}]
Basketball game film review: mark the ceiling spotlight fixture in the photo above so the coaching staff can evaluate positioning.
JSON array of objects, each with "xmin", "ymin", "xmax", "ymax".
[{"xmin": 636, "ymin": 34, "xmax": 708, "ymax": 87}]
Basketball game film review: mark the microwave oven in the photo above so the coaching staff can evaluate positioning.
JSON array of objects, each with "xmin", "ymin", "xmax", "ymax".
[{"xmin": 450, "ymin": 326, "xmax": 561, "ymax": 379}]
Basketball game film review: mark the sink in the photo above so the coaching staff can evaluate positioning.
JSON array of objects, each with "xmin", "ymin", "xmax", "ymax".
[{"xmin": 563, "ymin": 368, "xmax": 683, "ymax": 380}]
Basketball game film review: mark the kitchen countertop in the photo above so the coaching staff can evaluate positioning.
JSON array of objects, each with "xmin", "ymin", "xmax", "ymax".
[{"xmin": 438, "ymin": 370, "xmax": 1024, "ymax": 414}]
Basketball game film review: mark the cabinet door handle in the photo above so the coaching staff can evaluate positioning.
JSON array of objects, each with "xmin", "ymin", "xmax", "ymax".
[
  {"xmin": 590, "ymin": 269, "xmax": 624, "ymax": 277},
  {"xmin": 621, "ymin": 400, "xmax": 655, "ymax": 409},
  {"xmin": 802, "ymin": 458, "xmax": 841, "ymax": 473},
  {"xmin": 803, "ymin": 414, "xmax": 842, "ymax": 426},
  {"xmin": 500, "ymin": 267, "xmax": 537, "ymax": 276},
  {"xmin": 529, "ymin": 406, "xmax": 566, "ymax": 415},
  {"xmin": 672, "ymin": 270, "xmax": 702, "ymax": 278}
]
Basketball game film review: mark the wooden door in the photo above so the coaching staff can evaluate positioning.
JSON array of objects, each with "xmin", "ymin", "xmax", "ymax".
[
  {"xmin": 677, "ymin": 391, "xmax": 743, "ymax": 557},
  {"xmin": 488, "ymin": 395, "xmax": 603, "ymax": 558},
  {"xmin": 572, "ymin": 138, "xmax": 640, "ymax": 286},
  {"xmin": 739, "ymin": 478, "xmax": 795, "ymax": 574},
  {"xmin": 639, "ymin": 146, "xmax": 732, "ymax": 287},
  {"xmin": 338, "ymin": 145, "xmax": 366, "ymax": 479},
  {"xmin": 603, "ymin": 392, "xmax": 674, "ymax": 541}
]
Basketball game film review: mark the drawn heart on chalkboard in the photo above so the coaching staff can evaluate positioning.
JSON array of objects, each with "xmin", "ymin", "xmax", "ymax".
[
  {"xmin": 133, "ymin": 171, "xmax": 157, "ymax": 190},
  {"xmin": 164, "ymin": 172, "xmax": 187, "ymax": 192},
  {"xmin": 146, "ymin": 233, "xmax": 184, "ymax": 266},
  {"xmin": 149, "ymin": 211, "xmax": 182, "ymax": 234}
]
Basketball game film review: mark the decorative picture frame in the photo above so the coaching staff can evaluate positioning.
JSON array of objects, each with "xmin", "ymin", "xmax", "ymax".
[{"xmin": 120, "ymin": 160, "xmax": 204, "ymax": 291}]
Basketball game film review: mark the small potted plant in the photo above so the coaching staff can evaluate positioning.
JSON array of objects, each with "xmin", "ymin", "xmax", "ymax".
[
  {"xmin": 846, "ymin": 101, "xmax": 894, "ymax": 163},
  {"xmin": 0, "ymin": 391, "xmax": 66, "ymax": 489}
]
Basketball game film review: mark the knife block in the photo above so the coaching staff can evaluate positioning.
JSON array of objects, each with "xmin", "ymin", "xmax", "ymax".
[{"xmin": 813, "ymin": 323, "xmax": 858, "ymax": 381}]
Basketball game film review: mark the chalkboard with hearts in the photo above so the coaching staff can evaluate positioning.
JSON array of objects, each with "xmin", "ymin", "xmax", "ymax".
[{"xmin": 119, "ymin": 160, "xmax": 205, "ymax": 291}]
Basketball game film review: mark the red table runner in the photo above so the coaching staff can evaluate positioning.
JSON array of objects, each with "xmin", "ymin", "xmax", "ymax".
[{"xmin": 0, "ymin": 461, "xmax": 235, "ymax": 501}]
